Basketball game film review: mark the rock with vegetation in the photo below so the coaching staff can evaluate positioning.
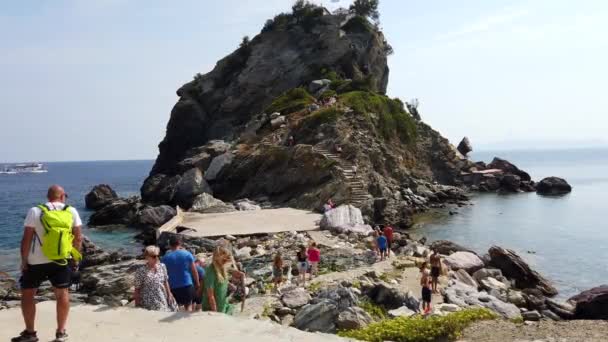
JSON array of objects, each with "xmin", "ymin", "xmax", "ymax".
[
  {"xmin": 536, "ymin": 176, "xmax": 572, "ymax": 196},
  {"xmin": 85, "ymin": 184, "xmax": 118, "ymax": 210}
]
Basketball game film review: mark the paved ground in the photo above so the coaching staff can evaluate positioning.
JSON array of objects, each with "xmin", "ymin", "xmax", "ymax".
[
  {"xmin": 459, "ymin": 319, "xmax": 608, "ymax": 342},
  {"xmin": 178, "ymin": 208, "xmax": 322, "ymax": 238},
  {"xmin": 0, "ymin": 301, "xmax": 350, "ymax": 342}
]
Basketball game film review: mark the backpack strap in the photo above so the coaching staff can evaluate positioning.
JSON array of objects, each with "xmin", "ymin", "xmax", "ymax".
[{"xmin": 63, "ymin": 205, "xmax": 71, "ymax": 211}]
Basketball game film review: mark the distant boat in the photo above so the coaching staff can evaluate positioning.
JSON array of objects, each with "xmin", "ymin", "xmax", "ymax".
[{"xmin": 0, "ymin": 163, "xmax": 48, "ymax": 174}]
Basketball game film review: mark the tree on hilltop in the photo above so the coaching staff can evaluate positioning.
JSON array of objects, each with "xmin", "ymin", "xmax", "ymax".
[{"xmin": 350, "ymin": 0, "xmax": 380, "ymax": 22}]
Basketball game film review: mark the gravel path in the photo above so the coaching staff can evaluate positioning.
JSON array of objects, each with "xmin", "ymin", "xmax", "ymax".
[{"xmin": 459, "ymin": 320, "xmax": 608, "ymax": 342}]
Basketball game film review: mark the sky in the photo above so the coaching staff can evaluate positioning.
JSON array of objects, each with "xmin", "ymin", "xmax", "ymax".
[{"xmin": 1, "ymin": 0, "xmax": 607, "ymax": 162}]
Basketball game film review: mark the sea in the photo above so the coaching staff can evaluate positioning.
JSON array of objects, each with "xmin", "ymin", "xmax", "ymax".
[{"xmin": 1, "ymin": 149, "xmax": 606, "ymax": 298}]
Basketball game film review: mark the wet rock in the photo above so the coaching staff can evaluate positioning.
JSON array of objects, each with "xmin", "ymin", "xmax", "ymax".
[
  {"xmin": 445, "ymin": 251, "xmax": 484, "ymax": 273},
  {"xmin": 536, "ymin": 177, "xmax": 572, "ymax": 196},
  {"xmin": 488, "ymin": 246, "xmax": 558, "ymax": 296},
  {"xmin": 569, "ymin": 285, "xmax": 608, "ymax": 320},
  {"xmin": 429, "ymin": 240, "xmax": 475, "ymax": 255},
  {"xmin": 85, "ymin": 184, "xmax": 118, "ymax": 210},
  {"xmin": 293, "ymin": 300, "xmax": 338, "ymax": 333},
  {"xmin": 335, "ymin": 307, "xmax": 373, "ymax": 330}
]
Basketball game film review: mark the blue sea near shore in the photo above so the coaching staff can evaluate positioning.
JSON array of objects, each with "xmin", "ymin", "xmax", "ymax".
[
  {"xmin": 411, "ymin": 148, "xmax": 608, "ymax": 299},
  {"xmin": 0, "ymin": 160, "xmax": 153, "ymax": 276}
]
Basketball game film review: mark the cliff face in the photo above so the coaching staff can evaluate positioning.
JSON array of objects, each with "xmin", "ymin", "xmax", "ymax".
[
  {"xmin": 143, "ymin": 8, "xmax": 471, "ymax": 226},
  {"xmin": 150, "ymin": 11, "xmax": 389, "ymax": 176}
]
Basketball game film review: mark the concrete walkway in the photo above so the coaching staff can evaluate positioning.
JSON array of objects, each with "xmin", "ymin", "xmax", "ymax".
[
  {"xmin": 178, "ymin": 208, "xmax": 322, "ymax": 238},
  {"xmin": 0, "ymin": 301, "xmax": 349, "ymax": 342}
]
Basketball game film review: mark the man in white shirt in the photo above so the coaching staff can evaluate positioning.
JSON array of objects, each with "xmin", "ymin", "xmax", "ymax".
[{"xmin": 13, "ymin": 185, "xmax": 82, "ymax": 342}]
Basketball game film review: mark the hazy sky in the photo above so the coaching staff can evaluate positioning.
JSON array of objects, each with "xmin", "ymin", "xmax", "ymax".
[{"xmin": 1, "ymin": 0, "xmax": 607, "ymax": 162}]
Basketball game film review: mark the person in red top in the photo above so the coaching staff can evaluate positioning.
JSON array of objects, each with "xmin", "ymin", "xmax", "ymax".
[
  {"xmin": 307, "ymin": 242, "xmax": 321, "ymax": 278},
  {"xmin": 383, "ymin": 225, "xmax": 394, "ymax": 257}
]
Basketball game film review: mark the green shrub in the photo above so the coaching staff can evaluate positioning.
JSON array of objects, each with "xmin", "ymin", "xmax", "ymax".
[
  {"xmin": 342, "ymin": 15, "xmax": 374, "ymax": 34},
  {"xmin": 358, "ymin": 298, "xmax": 388, "ymax": 321},
  {"xmin": 299, "ymin": 107, "xmax": 343, "ymax": 132},
  {"xmin": 338, "ymin": 308, "xmax": 497, "ymax": 342},
  {"xmin": 319, "ymin": 89, "xmax": 337, "ymax": 101},
  {"xmin": 266, "ymin": 87, "xmax": 315, "ymax": 115},
  {"xmin": 262, "ymin": 13, "xmax": 291, "ymax": 32},
  {"xmin": 339, "ymin": 91, "xmax": 417, "ymax": 143}
]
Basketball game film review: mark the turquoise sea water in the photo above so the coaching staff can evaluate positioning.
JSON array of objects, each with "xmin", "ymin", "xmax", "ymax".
[
  {"xmin": 0, "ymin": 160, "xmax": 152, "ymax": 276},
  {"xmin": 411, "ymin": 148, "xmax": 608, "ymax": 299}
]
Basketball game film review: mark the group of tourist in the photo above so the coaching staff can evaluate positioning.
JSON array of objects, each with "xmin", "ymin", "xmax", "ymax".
[
  {"xmin": 134, "ymin": 236, "xmax": 244, "ymax": 314},
  {"xmin": 372, "ymin": 224, "xmax": 394, "ymax": 261},
  {"xmin": 271, "ymin": 241, "xmax": 321, "ymax": 293}
]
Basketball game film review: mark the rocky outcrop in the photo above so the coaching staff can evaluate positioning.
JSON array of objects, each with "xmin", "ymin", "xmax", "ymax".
[
  {"xmin": 488, "ymin": 246, "xmax": 558, "ymax": 296},
  {"xmin": 134, "ymin": 205, "xmax": 176, "ymax": 229},
  {"xmin": 457, "ymin": 137, "xmax": 472, "ymax": 156},
  {"xmin": 487, "ymin": 157, "xmax": 531, "ymax": 181},
  {"xmin": 536, "ymin": 177, "xmax": 572, "ymax": 196},
  {"xmin": 569, "ymin": 285, "xmax": 608, "ymax": 319},
  {"xmin": 88, "ymin": 197, "xmax": 140, "ymax": 226},
  {"xmin": 85, "ymin": 184, "xmax": 118, "ymax": 210}
]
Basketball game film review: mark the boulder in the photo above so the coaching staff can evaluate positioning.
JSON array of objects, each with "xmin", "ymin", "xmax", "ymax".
[
  {"xmin": 472, "ymin": 268, "xmax": 503, "ymax": 284},
  {"xmin": 568, "ymin": 285, "xmax": 608, "ymax": 319},
  {"xmin": 545, "ymin": 297, "xmax": 575, "ymax": 319},
  {"xmin": 85, "ymin": 184, "xmax": 118, "ymax": 210},
  {"xmin": 365, "ymin": 282, "xmax": 407, "ymax": 310},
  {"xmin": 315, "ymin": 285, "xmax": 359, "ymax": 310},
  {"xmin": 281, "ymin": 287, "xmax": 312, "ymax": 309},
  {"xmin": 293, "ymin": 300, "xmax": 338, "ymax": 333},
  {"xmin": 487, "ymin": 157, "xmax": 531, "ymax": 181},
  {"xmin": 522, "ymin": 288, "xmax": 548, "ymax": 311},
  {"xmin": 335, "ymin": 307, "xmax": 373, "ymax": 330},
  {"xmin": 320, "ymin": 205, "xmax": 372, "ymax": 235},
  {"xmin": 536, "ymin": 177, "xmax": 572, "ymax": 196},
  {"xmin": 488, "ymin": 246, "xmax": 558, "ymax": 296},
  {"xmin": 173, "ymin": 168, "xmax": 212, "ymax": 208},
  {"xmin": 444, "ymin": 251, "xmax": 484, "ymax": 273},
  {"xmin": 429, "ymin": 240, "xmax": 475, "ymax": 255},
  {"xmin": 205, "ymin": 152, "xmax": 234, "ymax": 181},
  {"xmin": 506, "ymin": 290, "xmax": 526, "ymax": 307},
  {"xmin": 80, "ymin": 260, "xmax": 139, "ymax": 300},
  {"xmin": 457, "ymin": 137, "xmax": 472, "ymax": 156},
  {"xmin": 190, "ymin": 193, "xmax": 236, "ymax": 213},
  {"xmin": 234, "ymin": 199, "xmax": 261, "ymax": 211},
  {"xmin": 444, "ymin": 280, "xmax": 521, "ymax": 320},
  {"xmin": 134, "ymin": 205, "xmax": 176, "ymax": 229},
  {"xmin": 453, "ymin": 269, "xmax": 479, "ymax": 289},
  {"xmin": 500, "ymin": 174, "xmax": 521, "ymax": 192},
  {"xmin": 522, "ymin": 310, "xmax": 542, "ymax": 321},
  {"xmin": 88, "ymin": 198, "xmax": 139, "ymax": 226},
  {"xmin": 388, "ymin": 306, "xmax": 416, "ymax": 318},
  {"xmin": 140, "ymin": 174, "xmax": 181, "ymax": 205},
  {"xmin": 480, "ymin": 277, "xmax": 510, "ymax": 293}
]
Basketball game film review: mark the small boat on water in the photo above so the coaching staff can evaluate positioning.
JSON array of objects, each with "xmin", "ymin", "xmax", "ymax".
[{"xmin": 0, "ymin": 163, "xmax": 48, "ymax": 174}]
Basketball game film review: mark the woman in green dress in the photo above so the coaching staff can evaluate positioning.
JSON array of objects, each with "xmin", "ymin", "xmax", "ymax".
[{"xmin": 202, "ymin": 245, "xmax": 234, "ymax": 314}]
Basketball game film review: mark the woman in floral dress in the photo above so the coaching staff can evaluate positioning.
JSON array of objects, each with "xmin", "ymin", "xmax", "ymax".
[{"xmin": 134, "ymin": 246, "xmax": 175, "ymax": 311}]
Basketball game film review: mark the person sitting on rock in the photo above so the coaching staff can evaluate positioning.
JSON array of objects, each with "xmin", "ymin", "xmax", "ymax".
[
  {"xmin": 377, "ymin": 232, "xmax": 388, "ymax": 261},
  {"xmin": 307, "ymin": 242, "xmax": 320, "ymax": 278},
  {"xmin": 420, "ymin": 262, "xmax": 432, "ymax": 314},
  {"xmin": 272, "ymin": 253, "xmax": 284, "ymax": 294},
  {"xmin": 429, "ymin": 249, "xmax": 441, "ymax": 293},
  {"xmin": 134, "ymin": 246, "xmax": 174, "ymax": 312},
  {"xmin": 296, "ymin": 246, "xmax": 308, "ymax": 286},
  {"xmin": 202, "ymin": 246, "xmax": 234, "ymax": 314}
]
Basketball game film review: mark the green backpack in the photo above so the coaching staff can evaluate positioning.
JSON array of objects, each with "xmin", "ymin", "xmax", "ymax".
[{"xmin": 36, "ymin": 204, "xmax": 81, "ymax": 264}]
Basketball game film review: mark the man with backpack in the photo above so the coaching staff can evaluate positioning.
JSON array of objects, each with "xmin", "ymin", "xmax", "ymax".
[{"xmin": 13, "ymin": 185, "xmax": 83, "ymax": 342}]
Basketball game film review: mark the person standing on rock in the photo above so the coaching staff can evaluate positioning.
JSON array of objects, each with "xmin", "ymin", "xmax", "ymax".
[
  {"xmin": 13, "ymin": 185, "xmax": 83, "ymax": 342},
  {"xmin": 377, "ymin": 231, "xmax": 388, "ymax": 261},
  {"xmin": 134, "ymin": 246, "xmax": 174, "ymax": 312},
  {"xmin": 161, "ymin": 236, "xmax": 199, "ymax": 312},
  {"xmin": 307, "ymin": 242, "xmax": 320, "ymax": 278},
  {"xmin": 383, "ymin": 225, "xmax": 394, "ymax": 258},
  {"xmin": 202, "ymin": 246, "xmax": 234, "ymax": 314},
  {"xmin": 429, "ymin": 249, "xmax": 441, "ymax": 293},
  {"xmin": 272, "ymin": 253, "xmax": 284, "ymax": 294},
  {"xmin": 420, "ymin": 262, "xmax": 432, "ymax": 314},
  {"xmin": 296, "ymin": 246, "xmax": 308, "ymax": 286}
]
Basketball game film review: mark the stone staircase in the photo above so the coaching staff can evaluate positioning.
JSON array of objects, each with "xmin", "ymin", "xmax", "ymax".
[{"xmin": 313, "ymin": 146, "xmax": 369, "ymax": 206}]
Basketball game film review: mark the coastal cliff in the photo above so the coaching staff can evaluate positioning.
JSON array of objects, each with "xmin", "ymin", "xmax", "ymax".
[{"xmin": 141, "ymin": 5, "xmax": 473, "ymax": 227}]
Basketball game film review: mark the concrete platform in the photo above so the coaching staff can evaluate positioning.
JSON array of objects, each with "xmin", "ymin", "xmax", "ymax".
[
  {"xmin": 0, "ymin": 302, "xmax": 348, "ymax": 342},
  {"xmin": 175, "ymin": 208, "xmax": 322, "ymax": 238}
]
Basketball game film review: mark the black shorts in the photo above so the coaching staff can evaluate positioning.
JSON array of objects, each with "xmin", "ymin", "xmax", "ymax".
[
  {"xmin": 171, "ymin": 285, "xmax": 194, "ymax": 306},
  {"xmin": 431, "ymin": 266, "xmax": 441, "ymax": 278},
  {"xmin": 20, "ymin": 263, "xmax": 71, "ymax": 289},
  {"xmin": 422, "ymin": 286, "xmax": 432, "ymax": 303}
]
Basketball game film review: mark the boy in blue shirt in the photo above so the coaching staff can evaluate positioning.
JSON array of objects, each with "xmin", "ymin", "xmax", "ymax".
[
  {"xmin": 161, "ymin": 236, "xmax": 199, "ymax": 312},
  {"xmin": 377, "ymin": 232, "xmax": 388, "ymax": 261}
]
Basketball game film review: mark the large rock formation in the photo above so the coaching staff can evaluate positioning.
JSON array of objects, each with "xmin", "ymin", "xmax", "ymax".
[
  {"xmin": 142, "ymin": 5, "xmax": 476, "ymax": 225},
  {"xmin": 85, "ymin": 184, "xmax": 118, "ymax": 210}
]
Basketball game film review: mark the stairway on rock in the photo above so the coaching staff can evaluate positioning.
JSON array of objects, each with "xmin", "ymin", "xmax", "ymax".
[{"xmin": 313, "ymin": 146, "xmax": 369, "ymax": 206}]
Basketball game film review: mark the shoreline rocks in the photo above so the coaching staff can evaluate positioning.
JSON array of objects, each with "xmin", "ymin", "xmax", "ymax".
[
  {"xmin": 536, "ymin": 177, "xmax": 572, "ymax": 196},
  {"xmin": 568, "ymin": 285, "xmax": 608, "ymax": 319},
  {"xmin": 85, "ymin": 184, "xmax": 118, "ymax": 210}
]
